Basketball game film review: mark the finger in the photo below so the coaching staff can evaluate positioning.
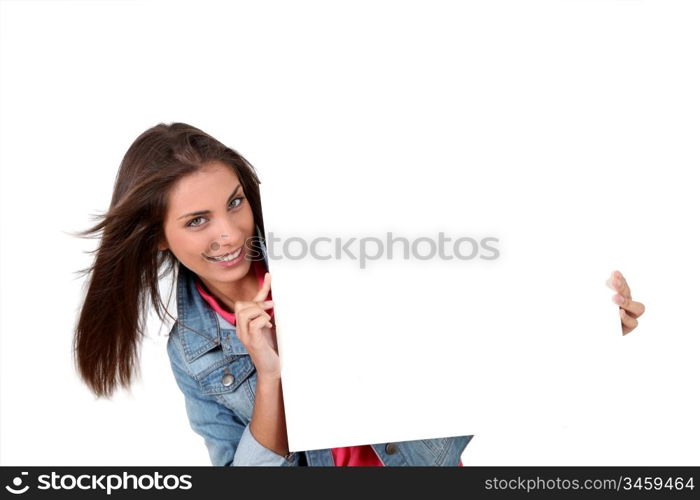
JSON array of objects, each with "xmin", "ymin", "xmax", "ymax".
[
  {"xmin": 607, "ymin": 269, "xmax": 621, "ymax": 291},
  {"xmin": 250, "ymin": 311, "xmax": 272, "ymax": 327},
  {"xmin": 236, "ymin": 307, "xmax": 249, "ymax": 345},
  {"xmin": 253, "ymin": 272, "xmax": 272, "ymax": 302},
  {"xmin": 234, "ymin": 300, "xmax": 274, "ymax": 315},
  {"xmin": 605, "ymin": 271, "xmax": 616, "ymax": 290},
  {"xmin": 250, "ymin": 316, "xmax": 279, "ymax": 353},
  {"xmin": 620, "ymin": 273, "xmax": 633, "ymax": 299},
  {"xmin": 611, "ymin": 270, "xmax": 632, "ymax": 299},
  {"xmin": 238, "ymin": 300, "xmax": 274, "ymax": 311},
  {"xmin": 237, "ymin": 304, "xmax": 273, "ymax": 326},
  {"xmin": 620, "ymin": 308, "xmax": 638, "ymax": 334},
  {"xmin": 248, "ymin": 314, "xmax": 274, "ymax": 340},
  {"xmin": 238, "ymin": 310, "xmax": 271, "ymax": 345},
  {"xmin": 612, "ymin": 295, "xmax": 645, "ymax": 318}
]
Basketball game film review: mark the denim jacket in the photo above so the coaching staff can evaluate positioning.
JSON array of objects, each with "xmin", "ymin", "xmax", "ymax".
[{"xmin": 166, "ymin": 227, "xmax": 474, "ymax": 466}]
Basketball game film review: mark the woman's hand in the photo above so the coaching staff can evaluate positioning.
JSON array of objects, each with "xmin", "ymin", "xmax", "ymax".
[
  {"xmin": 607, "ymin": 270, "xmax": 646, "ymax": 335},
  {"xmin": 233, "ymin": 272, "xmax": 280, "ymax": 378}
]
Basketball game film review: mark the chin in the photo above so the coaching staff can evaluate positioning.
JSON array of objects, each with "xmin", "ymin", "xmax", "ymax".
[{"xmin": 199, "ymin": 255, "xmax": 252, "ymax": 283}]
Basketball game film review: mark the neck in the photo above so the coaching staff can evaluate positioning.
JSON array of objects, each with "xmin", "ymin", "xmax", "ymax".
[{"xmin": 198, "ymin": 263, "xmax": 259, "ymax": 313}]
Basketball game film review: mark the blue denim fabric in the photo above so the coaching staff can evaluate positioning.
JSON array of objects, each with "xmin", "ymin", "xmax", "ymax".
[{"xmin": 166, "ymin": 226, "xmax": 474, "ymax": 466}]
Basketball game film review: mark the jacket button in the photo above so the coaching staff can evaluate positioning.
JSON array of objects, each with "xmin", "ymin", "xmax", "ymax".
[
  {"xmin": 222, "ymin": 373, "xmax": 235, "ymax": 386},
  {"xmin": 385, "ymin": 443, "xmax": 397, "ymax": 455}
]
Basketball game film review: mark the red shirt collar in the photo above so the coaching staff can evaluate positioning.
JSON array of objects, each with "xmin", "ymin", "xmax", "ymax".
[{"xmin": 194, "ymin": 259, "xmax": 273, "ymax": 326}]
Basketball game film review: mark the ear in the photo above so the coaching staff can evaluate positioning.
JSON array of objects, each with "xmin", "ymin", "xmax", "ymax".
[{"xmin": 157, "ymin": 237, "xmax": 168, "ymax": 252}]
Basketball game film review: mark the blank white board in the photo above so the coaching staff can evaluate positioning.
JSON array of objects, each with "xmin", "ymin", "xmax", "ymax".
[{"xmin": 253, "ymin": 0, "xmax": 700, "ymax": 464}]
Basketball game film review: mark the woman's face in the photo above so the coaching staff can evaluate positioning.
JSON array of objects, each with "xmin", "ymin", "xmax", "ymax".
[{"xmin": 159, "ymin": 160, "xmax": 255, "ymax": 285}]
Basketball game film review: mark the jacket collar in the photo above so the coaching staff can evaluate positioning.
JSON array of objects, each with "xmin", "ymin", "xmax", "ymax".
[{"xmin": 175, "ymin": 224, "xmax": 269, "ymax": 363}]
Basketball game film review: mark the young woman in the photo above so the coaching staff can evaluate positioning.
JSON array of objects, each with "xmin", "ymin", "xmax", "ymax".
[{"xmin": 72, "ymin": 122, "xmax": 646, "ymax": 466}]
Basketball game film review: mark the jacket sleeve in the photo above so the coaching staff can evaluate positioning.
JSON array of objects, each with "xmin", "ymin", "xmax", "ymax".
[{"xmin": 167, "ymin": 332, "xmax": 301, "ymax": 466}]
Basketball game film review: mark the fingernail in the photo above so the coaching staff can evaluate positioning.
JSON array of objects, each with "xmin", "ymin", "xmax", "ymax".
[
  {"xmin": 614, "ymin": 295, "xmax": 625, "ymax": 305},
  {"xmin": 263, "ymin": 300, "xmax": 274, "ymax": 307},
  {"xmin": 267, "ymin": 322, "xmax": 273, "ymax": 328}
]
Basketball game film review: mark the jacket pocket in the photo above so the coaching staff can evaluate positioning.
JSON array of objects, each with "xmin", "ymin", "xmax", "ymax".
[
  {"xmin": 419, "ymin": 437, "xmax": 449, "ymax": 457},
  {"xmin": 196, "ymin": 353, "xmax": 255, "ymax": 396},
  {"xmin": 419, "ymin": 435, "xmax": 473, "ymax": 465}
]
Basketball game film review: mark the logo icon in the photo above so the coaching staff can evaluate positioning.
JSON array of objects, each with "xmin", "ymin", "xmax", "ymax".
[{"xmin": 5, "ymin": 472, "xmax": 29, "ymax": 494}]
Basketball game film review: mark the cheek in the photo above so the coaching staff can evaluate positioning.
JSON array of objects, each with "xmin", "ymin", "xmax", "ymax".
[
  {"xmin": 242, "ymin": 207, "xmax": 256, "ymax": 233},
  {"xmin": 166, "ymin": 227, "xmax": 208, "ymax": 259}
]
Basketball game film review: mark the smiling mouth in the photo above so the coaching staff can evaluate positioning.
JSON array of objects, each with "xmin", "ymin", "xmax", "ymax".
[{"xmin": 204, "ymin": 246, "xmax": 243, "ymax": 262}]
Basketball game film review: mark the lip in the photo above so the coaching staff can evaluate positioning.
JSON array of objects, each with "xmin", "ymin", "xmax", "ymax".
[
  {"xmin": 204, "ymin": 246, "xmax": 246, "ymax": 268},
  {"xmin": 205, "ymin": 246, "xmax": 243, "ymax": 259}
]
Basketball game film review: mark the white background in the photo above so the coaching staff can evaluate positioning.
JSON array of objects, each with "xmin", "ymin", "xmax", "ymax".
[{"xmin": 1, "ymin": 0, "xmax": 698, "ymax": 465}]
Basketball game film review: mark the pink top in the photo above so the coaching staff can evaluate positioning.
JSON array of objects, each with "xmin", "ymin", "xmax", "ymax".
[
  {"xmin": 195, "ymin": 259, "xmax": 273, "ymax": 326},
  {"xmin": 194, "ymin": 259, "xmax": 463, "ymax": 467}
]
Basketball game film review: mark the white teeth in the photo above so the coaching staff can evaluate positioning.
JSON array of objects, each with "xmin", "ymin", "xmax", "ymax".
[{"xmin": 208, "ymin": 247, "xmax": 242, "ymax": 262}]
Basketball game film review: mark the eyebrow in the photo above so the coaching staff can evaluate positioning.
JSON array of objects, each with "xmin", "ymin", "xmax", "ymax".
[{"xmin": 177, "ymin": 184, "xmax": 242, "ymax": 220}]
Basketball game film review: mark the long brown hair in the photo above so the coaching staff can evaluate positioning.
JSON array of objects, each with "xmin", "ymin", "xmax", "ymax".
[{"xmin": 71, "ymin": 122, "xmax": 265, "ymax": 398}]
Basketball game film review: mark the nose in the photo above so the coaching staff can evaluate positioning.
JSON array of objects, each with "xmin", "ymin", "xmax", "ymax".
[{"xmin": 208, "ymin": 221, "xmax": 244, "ymax": 254}]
